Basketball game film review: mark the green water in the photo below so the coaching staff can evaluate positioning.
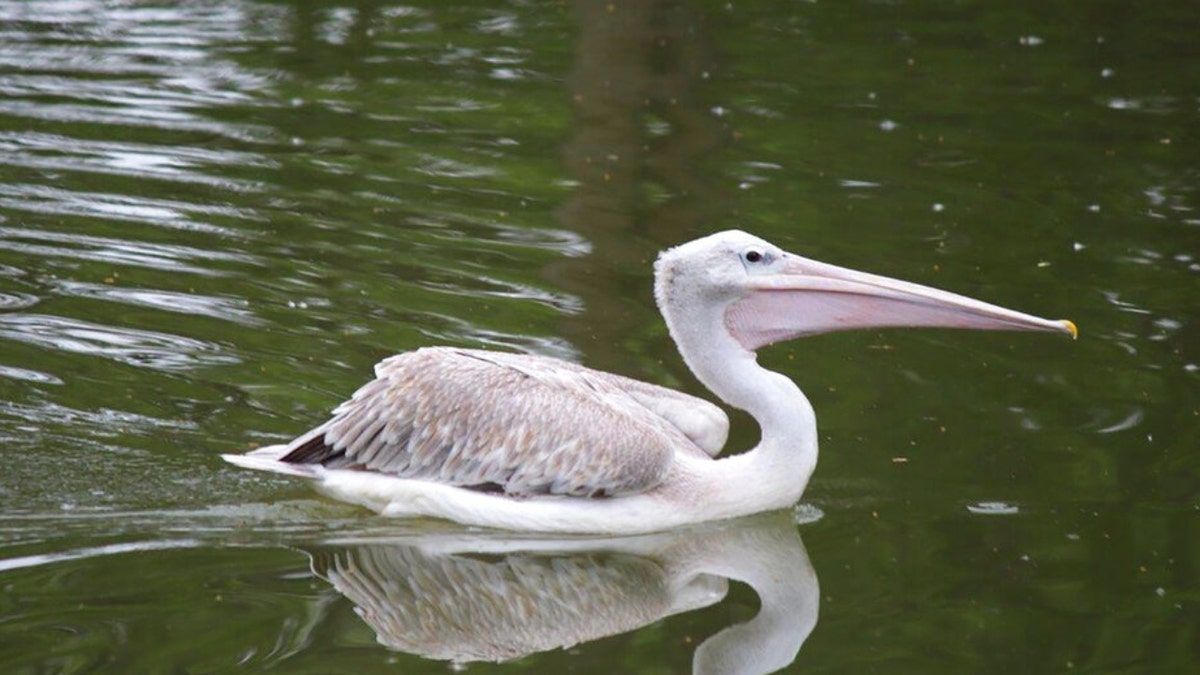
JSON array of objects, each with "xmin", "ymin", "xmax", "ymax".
[{"xmin": 1, "ymin": 1, "xmax": 1196, "ymax": 672}]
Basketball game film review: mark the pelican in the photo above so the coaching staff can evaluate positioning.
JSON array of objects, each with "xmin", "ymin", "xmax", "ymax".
[{"xmin": 224, "ymin": 230, "xmax": 1075, "ymax": 534}]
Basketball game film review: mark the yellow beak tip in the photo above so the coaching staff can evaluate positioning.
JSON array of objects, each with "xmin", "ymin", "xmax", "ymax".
[{"xmin": 1060, "ymin": 319, "xmax": 1079, "ymax": 340}]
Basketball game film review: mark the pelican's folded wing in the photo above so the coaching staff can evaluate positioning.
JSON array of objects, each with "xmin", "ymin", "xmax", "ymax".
[
  {"xmin": 278, "ymin": 348, "xmax": 704, "ymax": 497},
  {"xmin": 460, "ymin": 349, "xmax": 730, "ymax": 457}
]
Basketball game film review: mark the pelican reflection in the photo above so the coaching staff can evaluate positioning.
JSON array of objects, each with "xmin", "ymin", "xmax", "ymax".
[{"xmin": 302, "ymin": 512, "xmax": 818, "ymax": 673}]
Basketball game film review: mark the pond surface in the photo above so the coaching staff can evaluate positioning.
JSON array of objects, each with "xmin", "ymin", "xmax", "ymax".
[{"xmin": 1, "ymin": 1, "xmax": 1197, "ymax": 672}]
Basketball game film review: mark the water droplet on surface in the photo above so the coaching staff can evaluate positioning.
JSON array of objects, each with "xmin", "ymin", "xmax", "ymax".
[
  {"xmin": 967, "ymin": 502, "xmax": 1019, "ymax": 515},
  {"xmin": 793, "ymin": 503, "xmax": 825, "ymax": 524}
]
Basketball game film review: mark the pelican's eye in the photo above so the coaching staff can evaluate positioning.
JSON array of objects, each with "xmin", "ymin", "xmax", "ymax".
[{"xmin": 741, "ymin": 248, "xmax": 773, "ymax": 268}]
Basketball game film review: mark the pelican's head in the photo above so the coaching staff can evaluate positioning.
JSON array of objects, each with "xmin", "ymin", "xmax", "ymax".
[{"xmin": 655, "ymin": 229, "xmax": 1076, "ymax": 353}]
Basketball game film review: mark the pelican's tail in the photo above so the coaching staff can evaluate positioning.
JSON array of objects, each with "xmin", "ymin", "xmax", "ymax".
[{"xmin": 222, "ymin": 445, "xmax": 322, "ymax": 478}]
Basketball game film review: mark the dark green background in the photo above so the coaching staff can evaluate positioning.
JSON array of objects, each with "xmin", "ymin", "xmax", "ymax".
[{"xmin": 0, "ymin": 0, "xmax": 1196, "ymax": 672}]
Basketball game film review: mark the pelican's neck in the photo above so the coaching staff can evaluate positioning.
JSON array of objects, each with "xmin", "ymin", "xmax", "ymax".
[
  {"xmin": 661, "ymin": 292, "xmax": 819, "ymax": 508},
  {"xmin": 681, "ymin": 326, "xmax": 809, "ymax": 437}
]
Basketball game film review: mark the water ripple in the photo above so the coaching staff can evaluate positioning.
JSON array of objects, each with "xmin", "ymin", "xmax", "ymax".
[
  {"xmin": 0, "ymin": 314, "xmax": 238, "ymax": 370},
  {"xmin": 1085, "ymin": 407, "xmax": 1147, "ymax": 435},
  {"xmin": 422, "ymin": 315, "xmax": 582, "ymax": 362},
  {"xmin": 0, "ymin": 131, "xmax": 274, "ymax": 191},
  {"xmin": 421, "ymin": 274, "xmax": 583, "ymax": 314},
  {"xmin": 0, "ymin": 185, "xmax": 262, "ymax": 236},
  {"xmin": 0, "ymin": 226, "xmax": 257, "ymax": 274},
  {"xmin": 0, "ymin": 365, "xmax": 62, "ymax": 385},
  {"xmin": 0, "ymin": 538, "xmax": 201, "ymax": 573},
  {"xmin": 0, "ymin": 2, "xmax": 279, "ymax": 144},
  {"xmin": 0, "ymin": 290, "xmax": 39, "ymax": 310},
  {"xmin": 48, "ymin": 280, "xmax": 263, "ymax": 327},
  {"xmin": 0, "ymin": 97, "xmax": 275, "ymax": 144}
]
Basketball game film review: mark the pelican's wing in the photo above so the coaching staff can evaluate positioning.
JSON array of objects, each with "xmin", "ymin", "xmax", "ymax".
[
  {"xmin": 464, "ymin": 350, "xmax": 730, "ymax": 457},
  {"xmin": 278, "ymin": 348, "xmax": 712, "ymax": 497},
  {"xmin": 568, "ymin": 367, "xmax": 729, "ymax": 457}
]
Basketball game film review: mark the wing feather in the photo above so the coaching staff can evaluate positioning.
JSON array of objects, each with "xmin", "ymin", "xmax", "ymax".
[{"xmin": 279, "ymin": 347, "xmax": 714, "ymax": 497}]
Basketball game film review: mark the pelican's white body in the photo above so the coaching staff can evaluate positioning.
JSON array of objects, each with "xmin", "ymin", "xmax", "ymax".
[{"xmin": 230, "ymin": 419, "xmax": 815, "ymax": 535}]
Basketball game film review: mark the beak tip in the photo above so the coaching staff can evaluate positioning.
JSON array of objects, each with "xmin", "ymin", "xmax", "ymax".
[{"xmin": 1060, "ymin": 319, "xmax": 1079, "ymax": 340}]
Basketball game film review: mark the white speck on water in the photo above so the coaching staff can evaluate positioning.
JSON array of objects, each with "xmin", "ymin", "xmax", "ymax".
[
  {"xmin": 879, "ymin": 119, "xmax": 898, "ymax": 132},
  {"xmin": 1101, "ymin": 67, "xmax": 1114, "ymax": 78},
  {"xmin": 1088, "ymin": 204, "xmax": 1101, "ymax": 212},
  {"xmin": 1066, "ymin": 533, "xmax": 1080, "ymax": 540},
  {"xmin": 711, "ymin": 105, "xmax": 727, "ymax": 117},
  {"xmin": 967, "ymin": 501, "xmax": 1019, "ymax": 515},
  {"xmin": 1156, "ymin": 587, "xmax": 1166, "ymax": 597},
  {"xmin": 932, "ymin": 203, "xmax": 945, "ymax": 212},
  {"xmin": 1019, "ymin": 35, "xmax": 1044, "ymax": 46},
  {"xmin": 1107, "ymin": 98, "xmax": 1141, "ymax": 110},
  {"xmin": 793, "ymin": 503, "xmax": 825, "ymax": 525},
  {"xmin": 1073, "ymin": 242, "xmax": 1086, "ymax": 251}
]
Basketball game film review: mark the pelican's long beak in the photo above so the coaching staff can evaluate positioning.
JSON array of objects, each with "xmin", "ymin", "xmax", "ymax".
[{"xmin": 726, "ymin": 252, "xmax": 1077, "ymax": 351}]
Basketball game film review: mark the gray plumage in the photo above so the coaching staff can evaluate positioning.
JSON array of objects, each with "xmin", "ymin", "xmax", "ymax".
[{"xmin": 279, "ymin": 347, "xmax": 729, "ymax": 498}]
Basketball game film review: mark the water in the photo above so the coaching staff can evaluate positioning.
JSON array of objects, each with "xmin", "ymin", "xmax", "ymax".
[{"xmin": 0, "ymin": 1, "xmax": 1196, "ymax": 672}]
